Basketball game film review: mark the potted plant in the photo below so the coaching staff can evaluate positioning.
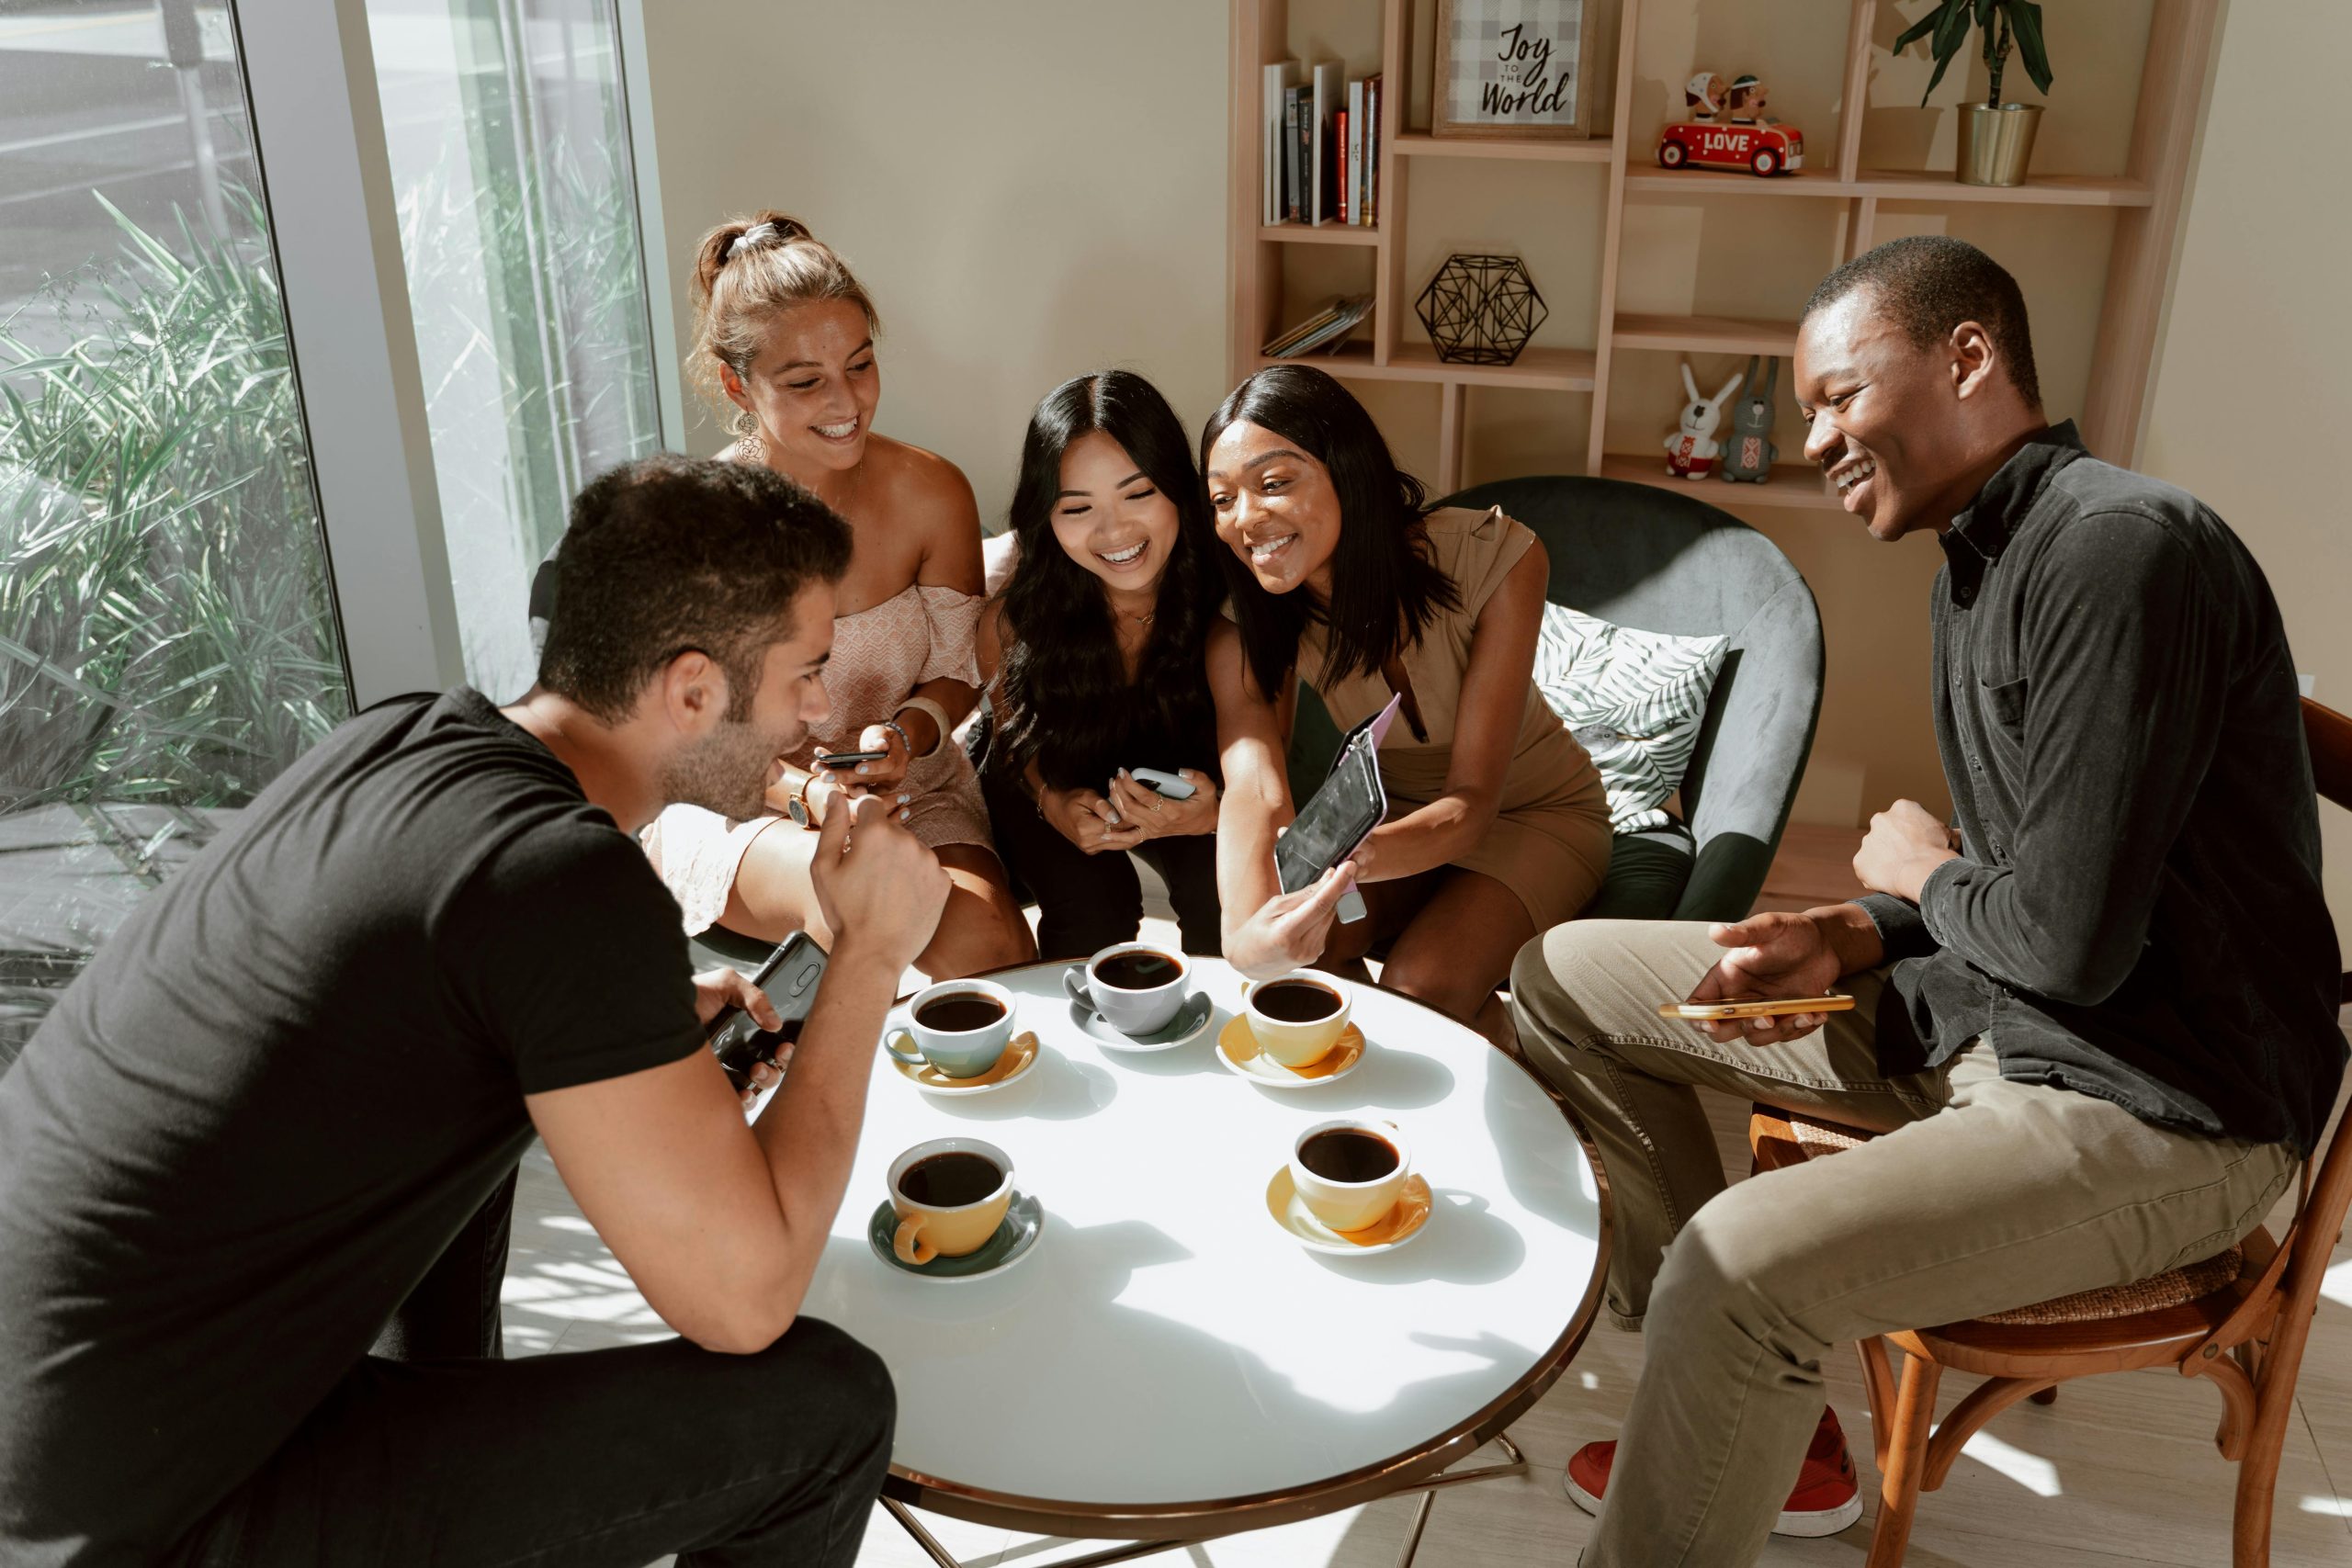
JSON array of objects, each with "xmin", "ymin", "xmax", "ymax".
[{"xmin": 1894, "ymin": 0, "xmax": 2054, "ymax": 186}]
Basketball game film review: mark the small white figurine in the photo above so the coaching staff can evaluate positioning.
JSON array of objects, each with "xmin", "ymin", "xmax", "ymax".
[
  {"xmin": 1664, "ymin": 362, "xmax": 1743, "ymax": 479},
  {"xmin": 1684, "ymin": 72, "xmax": 1726, "ymax": 121}
]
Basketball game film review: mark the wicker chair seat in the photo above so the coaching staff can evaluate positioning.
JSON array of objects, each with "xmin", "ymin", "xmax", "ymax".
[{"xmin": 1771, "ymin": 1110, "xmax": 2248, "ymax": 1326}]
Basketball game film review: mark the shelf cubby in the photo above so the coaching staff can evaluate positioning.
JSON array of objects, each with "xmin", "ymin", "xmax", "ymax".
[{"xmin": 1231, "ymin": 0, "xmax": 2219, "ymax": 498}]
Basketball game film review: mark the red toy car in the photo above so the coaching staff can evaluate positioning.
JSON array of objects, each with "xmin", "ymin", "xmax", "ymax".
[{"xmin": 1655, "ymin": 119, "xmax": 1804, "ymax": 177}]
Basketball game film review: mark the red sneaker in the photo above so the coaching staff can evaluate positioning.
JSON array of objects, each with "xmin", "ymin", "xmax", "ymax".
[{"xmin": 1562, "ymin": 1404, "xmax": 1864, "ymax": 1539}]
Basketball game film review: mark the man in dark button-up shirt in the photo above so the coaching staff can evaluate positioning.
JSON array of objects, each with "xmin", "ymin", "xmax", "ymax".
[
  {"xmin": 1858, "ymin": 419, "xmax": 2343, "ymax": 1155},
  {"xmin": 1511, "ymin": 235, "xmax": 2343, "ymax": 1568}
]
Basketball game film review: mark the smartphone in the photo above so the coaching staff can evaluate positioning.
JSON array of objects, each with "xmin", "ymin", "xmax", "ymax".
[
  {"xmin": 1127, "ymin": 766, "xmax": 1196, "ymax": 800},
  {"xmin": 1657, "ymin": 995, "xmax": 1857, "ymax": 1021},
  {"xmin": 1272, "ymin": 696, "xmax": 1400, "ymax": 926},
  {"xmin": 816, "ymin": 749, "xmax": 888, "ymax": 769},
  {"xmin": 707, "ymin": 931, "xmax": 830, "ymax": 1092}
]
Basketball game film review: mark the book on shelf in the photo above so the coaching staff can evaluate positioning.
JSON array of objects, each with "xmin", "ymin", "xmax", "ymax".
[
  {"xmin": 1260, "ymin": 294, "xmax": 1374, "ymax": 359},
  {"xmin": 1336, "ymin": 108, "xmax": 1350, "ymax": 224},
  {"xmin": 1283, "ymin": 85, "xmax": 1304, "ymax": 222},
  {"xmin": 1345, "ymin": 79, "xmax": 1363, "ymax": 227},
  {"xmin": 1363, "ymin": 74, "xmax": 1381, "ymax": 226},
  {"xmin": 1294, "ymin": 85, "xmax": 1313, "ymax": 224},
  {"xmin": 1262, "ymin": 58, "xmax": 1299, "ymax": 225},
  {"xmin": 1310, "ymin": 61, "xmax": 1342, "ymax": 222}
]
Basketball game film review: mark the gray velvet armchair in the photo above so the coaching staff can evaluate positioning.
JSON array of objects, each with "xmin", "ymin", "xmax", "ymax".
[{"xmin": 1287, "ymin": 474, "xmax": 1824, "ymax": 924}]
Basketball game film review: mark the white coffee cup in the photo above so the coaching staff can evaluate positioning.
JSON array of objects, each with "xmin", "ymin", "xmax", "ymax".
[{"xmin": 1063, "ymin": 942, "xmax": 1191, "ymax": 1035}]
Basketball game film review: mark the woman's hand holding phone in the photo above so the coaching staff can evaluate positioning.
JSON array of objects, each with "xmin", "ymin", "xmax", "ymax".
[
  {"xmin": 1106, "ymin": 769, "xmax": 1217, "ymax": 840},
  {"xmin": 1042, "ymin": 785, "xmax": 1142, "ymax": 855}
]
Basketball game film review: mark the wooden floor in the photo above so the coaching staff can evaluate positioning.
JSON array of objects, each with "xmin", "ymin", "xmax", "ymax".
[{"xmin": 503, "ymin": 832, "xmax": 2352, "ymax": 1568}]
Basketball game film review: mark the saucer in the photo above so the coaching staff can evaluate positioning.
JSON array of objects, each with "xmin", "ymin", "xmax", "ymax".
[
  {"xmin": 1216, "ymin": 1016, "xmax": 1365, "ymax": 1087},
  {"xmin": 867, "ymin": 1191, "xmax": 1045, "ymax": 1281},
  {"xmin": 1068, "ymin": 988, "xmax": 1216, "ymax": 1054},
  {"xmin": 1264, "ymin": 1168, "xmax": 1432, "ymax": 1255},
  {"xmin": 889, "ymin": 1030, "xmax": 1040, "ymax": 1094}
]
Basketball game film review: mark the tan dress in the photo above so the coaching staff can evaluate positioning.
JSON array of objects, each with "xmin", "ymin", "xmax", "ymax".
[
  {"xmin": 642, "ymin": 581, "xmax": 990, "ymax": 935},
  {"xmin": 1298, "ymin": 505, "xmax": 1611, "ymax": 931}
]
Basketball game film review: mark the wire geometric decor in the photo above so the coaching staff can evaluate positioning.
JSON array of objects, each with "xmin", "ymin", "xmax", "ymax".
[{"xmin": 1415, "ymin": 254, "xmax": 1549, "ymax": 367}]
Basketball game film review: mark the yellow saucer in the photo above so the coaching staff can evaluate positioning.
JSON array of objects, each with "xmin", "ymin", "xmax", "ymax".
[
  {"xmin": 1216, "ymin": 1016, "xmax": 1365, "ymax": 1087},
  {"xmin": 890, "ymin": 1031, "xmax": 1039, "ymax": 1094},
  {"xmin": 1265, "ymin": 1168, "xmax": 1433, "ymax": 1254}
]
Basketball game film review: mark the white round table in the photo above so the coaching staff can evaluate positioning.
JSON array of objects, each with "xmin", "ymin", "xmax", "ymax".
[{"xmin": 799, "ymin": 957, "xmax": 1611, "ymax": 1556}]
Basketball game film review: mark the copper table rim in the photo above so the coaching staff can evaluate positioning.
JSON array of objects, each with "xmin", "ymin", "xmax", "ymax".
[{"xmin": 874, "ymin": 961, "xmax": 1617, "ymax": 1542}]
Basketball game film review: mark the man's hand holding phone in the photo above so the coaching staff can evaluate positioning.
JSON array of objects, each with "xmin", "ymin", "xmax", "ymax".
[{"xmin": 1678, "ymin": 906, "xmax": 1884, "ymax": 1045}]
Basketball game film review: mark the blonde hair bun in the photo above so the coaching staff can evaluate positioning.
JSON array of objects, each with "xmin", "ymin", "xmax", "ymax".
[{"xmin": 686, "ymin": 209, "xmax": 880, "ymax": 436}]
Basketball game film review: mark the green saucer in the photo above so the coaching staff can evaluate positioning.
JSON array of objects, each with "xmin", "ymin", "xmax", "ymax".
[{"xmin": 867, "ymin": 1193, "xmax": 1044, "ymax": 1281}]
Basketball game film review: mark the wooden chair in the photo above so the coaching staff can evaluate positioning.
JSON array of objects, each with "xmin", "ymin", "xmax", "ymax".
[{"xmin": 1747, "ymin": 696, "xmax": 2352, "ymax": 1568}]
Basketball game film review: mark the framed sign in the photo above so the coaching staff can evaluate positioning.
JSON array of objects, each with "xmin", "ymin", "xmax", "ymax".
[{"xmin": 1431, "ymin": 0, "xmax": 1615, "ymax": 141}]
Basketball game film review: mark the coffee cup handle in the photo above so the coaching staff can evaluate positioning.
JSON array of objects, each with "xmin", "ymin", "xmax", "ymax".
[
  {"xmin": 1061, "ymin": 965, "xmax": 1093, "ymax": 1010},
  {"xmin": 893, "ymin": 1213, "xmax": 936, "ymax": 1266},
  {"xmin": 881, "ymin": 1011, "xmax": 925, "ymax": 1066}
]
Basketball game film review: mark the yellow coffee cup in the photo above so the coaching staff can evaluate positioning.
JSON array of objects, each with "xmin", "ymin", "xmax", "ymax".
[
  {"xmin": 1239, "ymin": 973, "xmax": 1352, "ymax": 1068},
  {"xmin": 888, "ymin": 1137, "xmax": 1013, "ymax": 1265}
]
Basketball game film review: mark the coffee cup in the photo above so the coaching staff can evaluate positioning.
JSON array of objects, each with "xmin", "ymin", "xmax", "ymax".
[
  {"xmin": 888, "ymin": 1136, "xmax": 1014, "ymax": 1264},
  {"xmin": 1238, "ymin": 973, "xmax": 1351, "ymax": 1068},
  {"xmin": 1063, "ymin": 942, "xmax": 1191, "ymax": 1035},
  {"xmin": 1289, "ymin": 1118, "xmax": 1412, "ymax": 1234},
  {"xmin": 884, "ymin": 978, "xmax": 1016, "ymax": 1078}
]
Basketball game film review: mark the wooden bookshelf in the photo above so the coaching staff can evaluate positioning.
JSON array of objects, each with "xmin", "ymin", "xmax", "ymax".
[
  {"xmin": 1598, "ymin": 456, "xmax": 1841, "ymax": 510},
  {"xmin": 1229, "ymin": 0, "xmax": 2221, "ymax": 498},
  {"xmin": 1260, "ymin": 340, "xmax": 1598, "ymax": 392}
]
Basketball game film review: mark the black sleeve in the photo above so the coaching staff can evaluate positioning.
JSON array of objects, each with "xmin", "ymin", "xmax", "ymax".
[
  {"xmin": 436, "ymin": 818, "xmax": 704, "ymax": 1094},
  {"xmin": 1917, "ymin": 512, "xmax": 2226, "ymax": 1005},
  {"xmin": 1854, "ymin": 892, "xmax": 1938, "ymax": 964}
]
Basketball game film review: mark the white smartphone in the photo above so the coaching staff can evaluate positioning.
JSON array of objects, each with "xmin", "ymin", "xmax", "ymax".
[{"xmin": 1127, "ymin": 767, "xmax": 1196, "ymax": 800}]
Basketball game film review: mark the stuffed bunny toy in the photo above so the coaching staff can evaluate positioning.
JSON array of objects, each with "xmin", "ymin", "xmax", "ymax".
[
  {"xmin": 1718, "ymin": 355, "xmax": 1781, "ymax": 484},
  {"xmin": 1664, "ymin": 363, "xmax": 1742, "ymax": 479}
]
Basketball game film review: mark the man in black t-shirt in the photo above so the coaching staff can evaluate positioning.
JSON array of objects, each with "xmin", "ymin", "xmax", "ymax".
[{"xmin": 0, "ymin": 455, "xmax": 951, "ymax": 1567}]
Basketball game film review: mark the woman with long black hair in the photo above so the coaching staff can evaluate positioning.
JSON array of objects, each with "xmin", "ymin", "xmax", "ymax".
[
  {"xmin": 1204, "ymin": 364, "xmax": 1610, "ymax": 1038},
  {"xmin": 977, "ymin": 370, "xmax": 1225, "ymax": 959}
]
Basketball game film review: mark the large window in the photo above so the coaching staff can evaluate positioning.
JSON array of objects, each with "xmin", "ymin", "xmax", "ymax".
[
  {"xmin": 1, "ymin": 2, "xmax": 350, "ymax": 1060},
  {"xmin": 368, "ymin": 0, "xmax": 663, "ymax": 700}
]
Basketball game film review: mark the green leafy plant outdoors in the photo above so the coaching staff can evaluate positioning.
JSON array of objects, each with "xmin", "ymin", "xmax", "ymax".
[
  {"xmin": 1895, "ymin": 0, "xmax": 2054, "ymax": 108},
  {"xmin": 0, "ymin": 189, "xmax": 349, "ymax": 813}
]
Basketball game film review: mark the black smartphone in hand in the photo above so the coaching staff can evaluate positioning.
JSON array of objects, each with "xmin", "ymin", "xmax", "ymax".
[
  {"xmin": 816, "ymin": 750, "xmax": 888, "ymax": 769},
  {"xmin": 706, "ymin": 931, "xmax": 829, "ymax": 1094}
]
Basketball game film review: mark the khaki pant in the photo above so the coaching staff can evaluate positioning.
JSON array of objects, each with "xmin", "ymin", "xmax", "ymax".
[{"xmin": 1509, "ymin": 920, "xmax": 2299, "ymax": 1568}]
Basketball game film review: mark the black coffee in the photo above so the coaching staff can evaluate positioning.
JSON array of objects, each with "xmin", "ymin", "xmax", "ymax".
[
  {"xmin": 1253, "ymin": 978, "xmax": 1341, "ymax": 1022},
  {"xmin": 1094, "ymin": 950, "xmax": 1182, "ymax": 990},
  {"xmin": 898, "ymin": 1151, "xmax": 1003, "ymax": 1207},
  {"xmin": 914, "ymin": 994, "xmax": 1005, "ymax": 1032},
  {"xmin": 1299, "ymin": 1128, "xmax": 1399, "ymax": 1184}
]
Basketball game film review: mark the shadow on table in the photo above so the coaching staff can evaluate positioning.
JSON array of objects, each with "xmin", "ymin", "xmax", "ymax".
[
  {"xmin": 870, "ymin": 1209, "xmax": 1555, "ymax": 1520},
  {"xmin": 1482, "ymin": 1053, "xmax": 1602, "ymax": 1236},
  {"xmin": 1238, "ymin": 1042, "xmax": 1455, "ymax": 1113},
  {"xmin": 1304, "ymin": 1187, "xmax": 1525, "ymax": 1287},
  {"xmin": 924, "ymin": 1045, "xmax": 1119, "ymax": 1123}
]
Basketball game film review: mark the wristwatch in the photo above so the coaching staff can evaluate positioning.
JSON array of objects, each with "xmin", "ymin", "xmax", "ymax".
[{"xmin": 786, "ymin": 772, "xmax": 820, "ymax": 829}]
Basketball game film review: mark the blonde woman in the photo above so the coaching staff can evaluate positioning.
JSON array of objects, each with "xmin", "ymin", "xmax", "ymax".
[{"xmin": 641, "ymin": 210, "xmax": 1034, "ymax": 977}]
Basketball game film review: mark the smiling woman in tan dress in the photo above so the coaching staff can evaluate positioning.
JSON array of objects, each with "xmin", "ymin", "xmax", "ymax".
[
  {"xmin": 639, "ymin": 210, "xmax": 1034, "ymax": 979},
  {"xmin": 1204, "ymin": 365, "xmax": 1610, "ymax": 1040}
]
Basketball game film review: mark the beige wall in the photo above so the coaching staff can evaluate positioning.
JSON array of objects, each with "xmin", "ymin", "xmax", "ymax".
[
  {"xmin": 2143, "ymin": 0, "xmax": 2352, "ymax": 958},
  {"xmin": 639, "ymin": 1, "xmax": 2348, "ymax": 946},
  {"xmin": 632, "ymin": 2, "xmax": 1230, "ymax": 523}
]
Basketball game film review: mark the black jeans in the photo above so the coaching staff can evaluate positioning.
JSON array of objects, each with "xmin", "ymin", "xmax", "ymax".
[
  {"xmin": 981, "ymin": 763, "xmax": 1222, "ymax": 961},
  {"xmin": 177, "ymin": 1318, "xmax": 893, "ymax": 1567},
  {"xmin": 182, "ymin": 1173, "xmax": 894, "ymax": 1565}
]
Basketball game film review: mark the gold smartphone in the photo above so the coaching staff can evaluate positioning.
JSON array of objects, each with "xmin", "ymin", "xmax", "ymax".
[{"xmin": 1657, "ymin": 995, "xmax": 1857, "ymax": 1021}]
